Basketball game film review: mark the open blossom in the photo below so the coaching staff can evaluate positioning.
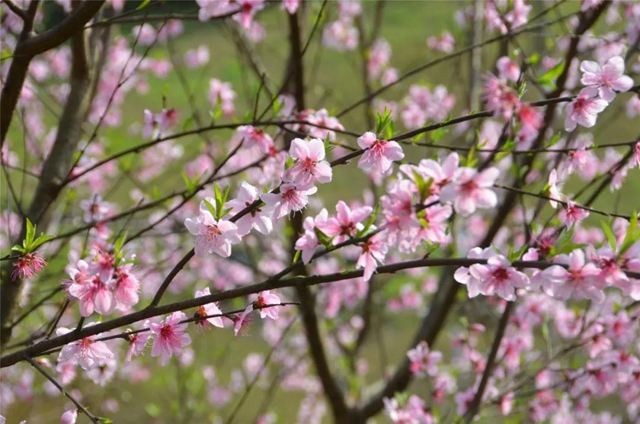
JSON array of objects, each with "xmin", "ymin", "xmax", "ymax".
[
  {"xmin": 542, "ymin": 249, "xmax": 604, "ymax": 303},
  {"xmin": 295, "ymin": 209, "xmax": 328, "ymax": 264},
  {"xmin": 323, "ymin": 19, "xmax": 358, "ymax": 51},
  {"xmin": 255, "ymin": 290, "xmax": 282, "ymax": 320},
  {"xmin": 113, "ymin": 263, "xmax": 139, "ymax": 311},
  {"xmin": 559, "ymin": 201, "xmax": 589, "ymax": 225},
  {"xmin": 61, "ymin": 409, "xmax": 78, "ymax": 424},
  {"xmin": 227, "ymin": 182, "xmax": 273, "ymax": 236},
  {"xmin": 427, "ymin": 31, "xmax": 455, "ymax": 53},
  {"xmin": 547, "ymin": 169, "xmax": 565, "ymax": 208},
  {"xmin": 236, "ymin": 125, "xmax": 274, "ymax": 153},
  {"xmin": 79, "ymin": 194, "xmax": 110, "ymax": 223},
  {"xmin": 316, "ymin": 201, "xmax": 372, "ymax": 244},
  {"xmin": 232, "ymin": 0, "xmax": 264, "ymax": 30},
  {"xmin": 483, "ymin": 73, "xmax": 521, "ymax": 120},
  {"xmin": 496, "ymin": 56, "xmax": 520, "ymax": 82},
  {"xmin": 357, "ymin": 132, "xmax": 404, "ymax": 175},
  {"xmin": 357, "ymin": 234, "xmax": 388, "ymax": 281},
  {"xmin": 284, "ymin": 138, "xmax": 332, "ymax": 186},
  {"xmin": 194, "ymin": 288, "xmax": 224, "ymax": 329},
  {"xmin": 66, "ymin": 261, "xmax": 115, "ymax": 317},
  {"xmin": 57, "ymin": 326, "xmax": 114, "ymax": 370},
  {"xmin": 262, "ymin": 184, "xmax": 317, "ymax": 219},
  {"xmin": 401, "ymin": 152, "xmax": 459, "ymax": 195},
  {"xmin": 454, "ymin": 254, "xmax": 529, "ymax": 301},
  {"xmin": 407, "ymin": 341, "xmax": 442, "ymax": 377},
  {"xmin": 564, "ymin": 91, "xmax": 608, "ymax": 132},
  {"xmin": 11, "ymin": 252, "xmax": 46, "ymax": 281},
  {"xmin": 149, "ymin": 311, "xmax": 192, "ymax": 366},
  {"xmin": 208, "ymin": 78, "xmax": 236, "ymax": 116},
  {"xmin": 439, "ymin": 167, "xmax": 499, "ymax": 216},
  {"xmin": 580, "ymin": 56, "xmax": 633, "ymax": 102},
  {"xmin": 184, "ymin": 209, "xmax": 241, "ymax": 258},
  {"xmin": 125, "ymin": 329, "xmax": 152, "ymax": 362}
]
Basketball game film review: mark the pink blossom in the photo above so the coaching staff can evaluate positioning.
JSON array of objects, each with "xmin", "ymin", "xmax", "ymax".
[
  {"xmin": 149, "ymin": 311, "xmax": 192, "ymax": 366},
  {"xmin": 402, "ymin": 152, "xmax": 459, "ymax": 195},
  {"xmin": 61, "ymin": 409, "xmax": 77, "ymax": 424},
  {"xmin": 281, "ymin": 0, "xmax": 299, "ymax": 14},
  {"xmin": 197, "ymin": 0, "xmax": 235, "ymax": 21},
  {"xmin": 580, "ymin": 56, "xmax": 633, "ymax": 102},
  {"xmin": 306, "ymin": 108, "xmax": 345, "ymax": 141},
  {"xmin": 79, "ymin": 193, "xmax": 110, "ymax": 223},
  {"xmin": 233, "ymin": 305, "xmax": 253, "ymax": 336},
  {"xmin": 547, "ymin": 169, "xmax": 565, "ymax": 208},
  {"xmin": 294, "ymin": 209, "xmax": 329, "ymax": 264},
  {"xmin": 184, "ymin": 45, "xmax": 210, "ymax": 68},
  {"xmin": 184, "ymin": 209, "xmax": 241, "ymax": 258},
  {"xmin": 564, "ymin": 91, "xmax": 608, "ymax": 132},
  {"xmin": 227, "ymin": 182, "xmax": 273, "ymax": 236},
  {"xmin": 356, "ymin": 234, "xmax": 388, "ymax": 281},
  {"xmin": 232, "ymin": 0, "xmax": 264, "ymax": 30},
  {"xmin": 194, "ymin": 287, "xmax": 224, "ymax": 329},
  {"xmin": 505, "ymin": 0, "xmax": 531, "ymax": 29},
  {"xmin": 542, "ymin": 249, "xmax": 604, "ymax": 302},
  {"xmin": 208, "ymin": 78, "xmax": 236, "ymax": 116},
  {"xmin": 439, "ymin": 167, "xmax": 499, "ymax": 216},
  {"xmin": 284, "ymin": 138, "xmax": 332, "ymax": 186},
  {"xmin": 261, "ymin": 184, "xmax": 317, "ymax": 219},
  {"xmin": 323, "ymin": 19, "xmax": 358, "ymax": 51},
  {"xmin": 11, "ymin": 252, "xmax": 46, "ymax": 281},
  {"xmin": 427, "ymin": 31, "xmax": 455, "ymax": 53},
  {"xmin": 456, "ymin": 254, "xmax": 529, "ymax": 301},
  {"xmin": 255, "ymin": 290, "xmax": 282, "ymax": 320},
  {"xmin": 66, "ymin": 261, "xmax": 115, "ymax": 317},
  {"xmin": 407, "ymin": 341, "xmax": 442, "ymax": 377},
  {"xmin": 483, "ymin": 74, "xmax": 521, "ymax": 120},
  {"xmin": 236, "ymin": 125, "xmax": 274, "ymax": 154},
  {"xmin": 132, "ymin": 24, "xmax": 156, "ymax": 45},
  {"xmin": 356, "ymin": 132, "xmax": 404, "ymax": 175},
  {"xmin": 316, "ymin": 201, "xmax": 372, "ymax": 244},
  {"xmin": 113, "ymin": 264, "xmax": 139, "ymax": 311},
  {"xmin": 125, "ymin": 330, "xmax": 151, "ymax": 362},
  {"xmin": 367, "ymin": 38, "xmax": 391, "ymax": 78},
  {"xmin": 497, "ymin": 56, "xmax": 520, "ymax": 82},
  {"xmin": 57, "ymin": 327, "xmax": 114, "ymax": 370},
  {"xmin": 559, "ymin": 201, "xmax": 590, "ymax": 225}
]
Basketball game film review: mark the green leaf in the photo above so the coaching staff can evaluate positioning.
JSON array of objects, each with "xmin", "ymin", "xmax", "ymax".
[
  {"xmin": 619, "ymin": 211, "xmax": 640, "ymax": 255},
  {"xmin": 527, "ymin": 53, "xmax": 541, "ymax": 66},
  {"xmin": 600, "ymin": 221, "xmax": 617, "ymax": 250},
  {"xmin": 25, "ymin": 218, "xmax": 36, "ymax": 247},
  {"xmin": 292, "ymin": 249, "xmax": 302, "ymax": 264},
  {"xmin": 518, "ymin": 80, "xmax": 527, "ymax": 98},
  {"xmin": 359, "ymin": 202, "xmax": 380, "ymax": 236},
  {"xmin": 430, "ymin": 127, "xmax": 449, "ymax": 143},
  {"xmin": 203, "ymin": 199, "xmax": 217, "ymax": 219},
  {"xmin": 182, "ymin": 116, "xmax": 194, "ymax": 132},
  {"xmin": 30, "ymin": 234, "xmax": 54, "ymax": 251},
  {"xmin": 136, "ymin": 0, "xmax": 151, "ymax": 10},
  {"xmin": 97, "ymin": 418, "xmax": 113, "ymax": 424},
  {"xmin": 314, "ymin": 227, "xmax": 331, "ymax": 248},
  {"xmin": 537, "ymin": 61, "xmax": 565, "ymax": 90},
  {"xmin": 11, "ymin": 245, "xmax": 26, "ymax": 254},
  {"xmin": 375, "ymin": 107, "xmax": 392, "ymax": 136}
]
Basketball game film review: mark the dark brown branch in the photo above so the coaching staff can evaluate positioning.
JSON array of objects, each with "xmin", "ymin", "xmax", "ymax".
[
  {"xmin": 337, "ymin": 12, "xmax": 578, "ymax": 118},
  {"xmin": 2, "ymin": 256, "xmax": 638, "ymax": 368},
  {"xmin": 0, "ymin": 0, "xmax": 40, "ymax": 148},
  {"xmin": 463, "ymin": 301, "xmax": 515, "ymax": 422},
  {"xmin": 1, "ymin": 3, "xmax": 94, "ymax": 344},
  {"xmin": 25, "ymin": 356, "xmax": 99, "ymax": 423}
]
